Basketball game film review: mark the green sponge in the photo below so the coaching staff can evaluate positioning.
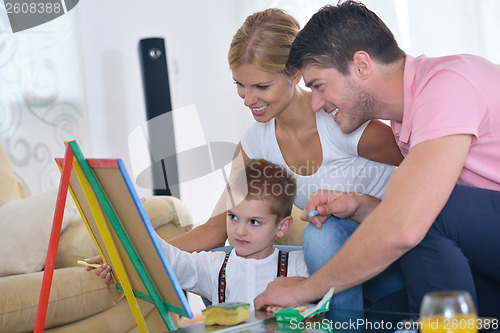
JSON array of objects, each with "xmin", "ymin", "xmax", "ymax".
[{"xmin": 202, "ymin": 302, "xmax": 250, "ymax": 326}]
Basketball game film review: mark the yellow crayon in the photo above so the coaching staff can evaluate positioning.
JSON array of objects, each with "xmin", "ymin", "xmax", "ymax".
[{"xmin": 77, "ymin": 260, "xmax": 102, "ymax": 268}]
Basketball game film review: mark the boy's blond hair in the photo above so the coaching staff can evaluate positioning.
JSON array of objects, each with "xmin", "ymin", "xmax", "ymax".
[{"xmin": 227, "ymin": 159, "xmax": 296, "ymax": 221}]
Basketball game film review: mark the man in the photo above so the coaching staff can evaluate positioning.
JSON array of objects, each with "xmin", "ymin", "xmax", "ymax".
[{"xmin": 254, "ymin": 1, "xmax": 500, "ymax": 316}]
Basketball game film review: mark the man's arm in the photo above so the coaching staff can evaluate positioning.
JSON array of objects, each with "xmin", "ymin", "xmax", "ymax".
[{"xmin": 255, "ymin": 134, "xmax": 472, "ymax": 309}]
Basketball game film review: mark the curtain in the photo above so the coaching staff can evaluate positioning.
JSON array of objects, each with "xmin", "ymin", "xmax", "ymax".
[{"xmin": 0, "ymin": 4, "xmax": 89, "ymax": 196}]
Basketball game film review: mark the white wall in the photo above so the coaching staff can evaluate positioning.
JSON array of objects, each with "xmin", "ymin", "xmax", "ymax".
[
  {"xmin": 75, "ymin": 0, "xmax": 325, "ymax": 225},
  {"xmin": 77, "ymin": 1, "xmax": 252, "ymax": 193},
  {"xmin": 0, "ymin": 7, "xmax": 89, "ymax": 197},
  {"xmin": 71, "ymin": 0, "xmax": 500, "ymax": 316},
  {"xmin": 75, "ymin": 0, "xmax": 500, "ymax": 226}
]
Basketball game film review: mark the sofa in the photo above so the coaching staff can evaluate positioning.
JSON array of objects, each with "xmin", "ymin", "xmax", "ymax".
[
  {"xmin": 0, "ymin": 144, "xmax": 193, "ymax": 333},
  {"xmin": 0, "ymin": 144, "xmax": 308, "ymax": 332}
]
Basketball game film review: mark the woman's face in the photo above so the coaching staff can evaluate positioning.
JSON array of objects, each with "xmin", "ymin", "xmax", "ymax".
[{"xmin": 232, "ymin": 64, "xmax": 296, "ymax": 123}]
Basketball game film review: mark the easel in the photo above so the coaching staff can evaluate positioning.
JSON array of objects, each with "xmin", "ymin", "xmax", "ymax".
[{"xmin": 34, "ymin": 141, "xmax": 192, "ymax": 332}]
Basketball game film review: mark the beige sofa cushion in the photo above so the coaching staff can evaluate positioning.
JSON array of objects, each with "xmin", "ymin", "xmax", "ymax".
[
  {"xmin": 0, "ymin": 195, "xmax": 192, "ymax": 333},
  {"xmin": 0, "ymin": 267, "xmax": 122, "ymax": 333},
  {"xmin": 0, "ymin": 144, "xmax": 23, "ymax": 206},
  {"xmin": 274, "ymin": 205, "xmax": 307, "ymax": 246},
  {"xmin": 0, "ymin": 188, "xmax": 79, "ymax": 276},
  {"xmin": 44, "ymin": 293, "xmax": 171, "ymax": 333}
]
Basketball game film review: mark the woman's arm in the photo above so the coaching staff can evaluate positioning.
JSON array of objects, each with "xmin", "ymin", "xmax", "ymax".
[
  {"xmin": 358, "ymin": 120, "xmax": 403, "ymax": 166},
  {"xmin": 167, "ymin": 144, "xmax": 249, "ymax": 252},
  {"xmin": 168, "ymin": 197, "xmax": 228, "ymax": 252}
]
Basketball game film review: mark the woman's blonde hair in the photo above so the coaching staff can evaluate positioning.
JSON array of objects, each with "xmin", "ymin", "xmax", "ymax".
[{"xmin": 228, "ymin": 8, "xmax": 300, "ymax": 76}]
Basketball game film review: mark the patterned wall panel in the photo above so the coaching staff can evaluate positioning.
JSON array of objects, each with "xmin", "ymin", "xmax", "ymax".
[{"xmin": 0, "ymin": 5, "xmax": 89, "ymax": 197}]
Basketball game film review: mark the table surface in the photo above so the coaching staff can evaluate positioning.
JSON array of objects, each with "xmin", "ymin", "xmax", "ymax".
[{"xmin": 171, "ymin": 308, "xmax": 419, "ymax": 333}]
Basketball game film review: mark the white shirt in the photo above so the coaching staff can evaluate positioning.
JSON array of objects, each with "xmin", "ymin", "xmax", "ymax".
[
  {"xmin": 241, "ymin": 111, "xmax": 396, "ymax": 209},
  {"xmin": 158, "ymin": 237, "xmax": 308, "ymax": 311}
]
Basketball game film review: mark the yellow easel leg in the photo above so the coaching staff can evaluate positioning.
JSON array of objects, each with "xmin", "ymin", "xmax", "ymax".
[
  {"xmin": 73, "ymin": 159, "xmax": 149, "ymax": 333},
  {"xmin": 57, "ymin": 164, "xmax": 117, "ymax": 285}
]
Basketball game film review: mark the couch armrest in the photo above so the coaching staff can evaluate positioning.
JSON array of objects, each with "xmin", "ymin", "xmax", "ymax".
[
  {"xmin": 0, "ymin": 144, "xmax": 23, "ymax": 206},
  {"xmin": 0, "ymin": 267, "xmax": 122, "ymax": 333},
  {"xmin": 142, "ymin": 196, "xmax": 193, "ymax": 241}
]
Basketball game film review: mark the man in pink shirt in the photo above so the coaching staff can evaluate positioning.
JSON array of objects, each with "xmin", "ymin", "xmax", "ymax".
[
  {"xmin": 394, "ymin": 54, "xmax": 500, "ymax": 190},
  {"xmin": 255, "ymin": 0, "xmax": 500, "ymax": 317}
]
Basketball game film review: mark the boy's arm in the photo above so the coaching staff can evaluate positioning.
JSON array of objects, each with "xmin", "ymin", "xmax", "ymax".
[{"xmin": 157, "ymin": 235, "xmax": 220, "ymax": 300}]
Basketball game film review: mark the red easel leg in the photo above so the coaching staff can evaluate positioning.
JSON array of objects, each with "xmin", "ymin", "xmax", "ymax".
[{"xmin": 34, "ymin": 144, "xmax": 74, "ymax": 332}]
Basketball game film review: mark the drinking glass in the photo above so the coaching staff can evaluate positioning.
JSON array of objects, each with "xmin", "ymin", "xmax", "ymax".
[{"xmin": 419, "ymin": 290, "xmax": 478, "ymax": 333}]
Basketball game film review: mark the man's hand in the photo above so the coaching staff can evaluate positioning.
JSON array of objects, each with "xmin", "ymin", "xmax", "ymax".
[
  {"xmin": 301, "ymin": 190, "xmax": 377, "ymax": 228},
  {"xmin": 254, "ymin": 276, "xmax": 309, "ymax": 311}
]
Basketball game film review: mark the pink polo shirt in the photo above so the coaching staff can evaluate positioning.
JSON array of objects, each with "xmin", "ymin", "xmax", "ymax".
[{"xmin": 391, "ymin": 54, "xmax": 500, "ymax": 191}]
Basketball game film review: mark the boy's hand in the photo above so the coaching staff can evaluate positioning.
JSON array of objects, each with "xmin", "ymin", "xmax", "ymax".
[{"xmin": 83, "ymin": 255, "xmax": 113, "ymax": 284}]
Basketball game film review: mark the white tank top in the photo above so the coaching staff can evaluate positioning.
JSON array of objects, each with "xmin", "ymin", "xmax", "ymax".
[{"xmin": 241, "ymin": 111, "xmax": 395, "ymax": 209}]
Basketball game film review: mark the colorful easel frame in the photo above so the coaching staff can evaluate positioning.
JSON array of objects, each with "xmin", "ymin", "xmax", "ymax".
[{"xmin": 34, "ymin": 141, "xmax": 192, "ymax": 332}]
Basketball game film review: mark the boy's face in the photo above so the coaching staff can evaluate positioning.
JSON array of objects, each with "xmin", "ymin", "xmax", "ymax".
[{"xmin": 226, "ymin": 199, "xmax": 283, "ymax": 260}]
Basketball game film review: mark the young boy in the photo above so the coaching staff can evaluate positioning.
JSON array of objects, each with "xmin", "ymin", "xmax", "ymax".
[{"xmin": 89, "ymin": 159, "xmax": 308, "ymax": 310}]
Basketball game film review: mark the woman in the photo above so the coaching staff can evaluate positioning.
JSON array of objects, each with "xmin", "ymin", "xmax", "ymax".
[{"xmin": 168, "ymin": 8, "xmax": 405, "ymax": 310}]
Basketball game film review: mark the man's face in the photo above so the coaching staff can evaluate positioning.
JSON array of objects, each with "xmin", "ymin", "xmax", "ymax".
[{"xmin": 301, "ymin": 64, "xmax": 378, "ymax": 134}]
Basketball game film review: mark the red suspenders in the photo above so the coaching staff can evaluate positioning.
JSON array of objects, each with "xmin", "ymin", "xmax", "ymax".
[
  {"xmin": 218, "ymin": 250, "xmax": 289, "ymax": 304},
  {"xmin": 218, "ymin": 252, "xmax": 231, "ymax": 304},
  {"xmin": 277, "ymin": 250, "xmax": 289, "ymax": 278}
]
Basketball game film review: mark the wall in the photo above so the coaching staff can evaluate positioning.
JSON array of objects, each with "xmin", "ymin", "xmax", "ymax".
[
  {"xmin": 75, "ymin": 0, "xmax": 500, "ymax": 226},
  {"xmin": 1, "ymin": 0, "xmax": 499, "ymax": 210},
  {"xmin": 0, "ymin": 7, "xmax": 89, "ymax": 196},
  {"xmin": 75, "ymin": 0, "xmax": 328, "ymax": 225},
  {"xmin": 1, "ymin": 0, "xmax": 499, "ymax": 318}
]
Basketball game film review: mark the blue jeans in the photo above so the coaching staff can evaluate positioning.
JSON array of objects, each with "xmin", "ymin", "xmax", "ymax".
[{"xmin": 303, "ymin": 216, "xmax": 406, "ymax": 312}]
